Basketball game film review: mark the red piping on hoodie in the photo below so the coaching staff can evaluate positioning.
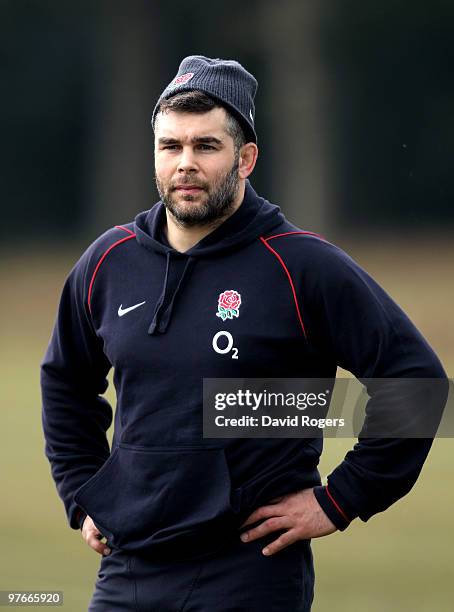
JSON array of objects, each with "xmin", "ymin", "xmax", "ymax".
[
  {"xmin": 265, "ymin": 231, "xmax": 324, "ymax": 241},
  {"xmin": 259, "ymin": 236, "xmax": 307, "ymax": 338},
  {"xmin": 87, "ymin": 229, "xmax": 136, "ymax": 313},
  {"xmin": 115, "ymin": 225, "xmax": 136, "ymax": 236},
  {"xmin": 326, "ymin": 485, "xmax": 350, "ymax": 523},
  {"xmin": 259, "ymin": 231, "xmax": 325, "ymax": 338}
]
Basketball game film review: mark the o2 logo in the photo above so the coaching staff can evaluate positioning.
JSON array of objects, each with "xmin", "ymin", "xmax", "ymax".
[{"xmin": 212, "ymin": 331, "xmax": 239, "ymax": 359}]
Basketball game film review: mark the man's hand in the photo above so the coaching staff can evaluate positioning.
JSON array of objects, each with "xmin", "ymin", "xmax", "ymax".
[
  {"xmin": 239, "ymin": 488, "xmax": 337, "ymax": 556},
  {"xmin": 81, "ymin": 515, "xmax": 111, "ymax": 556}
]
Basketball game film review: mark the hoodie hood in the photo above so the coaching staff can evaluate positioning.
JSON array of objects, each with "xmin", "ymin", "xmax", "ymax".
[
  {"xmin": 133, "ymin": 180, "xmax": 285, "ymax": 258},
  {"xmin": 133, "ymin": 181, "xmax": 285, "ymax": 336}
]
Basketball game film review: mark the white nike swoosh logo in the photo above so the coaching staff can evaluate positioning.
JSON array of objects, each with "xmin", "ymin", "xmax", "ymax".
[{"xmin": 118, "ymin": 301, "xmax": 146, "ymax": 317}]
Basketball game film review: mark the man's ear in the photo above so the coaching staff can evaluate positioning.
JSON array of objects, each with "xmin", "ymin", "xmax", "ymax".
[{"xmin": 238, "ymin": 143, "xmax": 259, "ymax": 179}]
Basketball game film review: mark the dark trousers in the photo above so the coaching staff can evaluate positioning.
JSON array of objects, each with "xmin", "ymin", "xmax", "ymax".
[{"xmin": 88, "ymin": 531, "xmax": 315, "ymax": 611}]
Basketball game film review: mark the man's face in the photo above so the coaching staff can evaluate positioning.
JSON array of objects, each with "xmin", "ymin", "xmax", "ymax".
[{"xmin": 154, "ymin": 107, "xmax": 240, "ymax": 227}]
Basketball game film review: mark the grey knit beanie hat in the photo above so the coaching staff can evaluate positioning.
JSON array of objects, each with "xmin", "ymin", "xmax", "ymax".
[{"xmin": 152, "ymin": 55, "xmax": 258, "ymax": 143}]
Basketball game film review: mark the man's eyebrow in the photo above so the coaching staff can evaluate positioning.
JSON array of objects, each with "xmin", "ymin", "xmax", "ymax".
[
  {"xmin": 192, "ymin": 136, "xmax": 223, "ymax": 145},
  {"xmin": 158, "ymin": 136, "xmax": 223, "ymax": 145}
]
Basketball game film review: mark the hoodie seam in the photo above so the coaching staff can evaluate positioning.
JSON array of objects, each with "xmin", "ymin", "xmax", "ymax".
[
  {"xmin": 326, "ymin": 484, "xmax": 351, "ymax": 523},
  {"xmin": 87, "ymin": 229, "xmax": 136, "ymax": 314},
  {"xmin": 265, "ymin": 230, "xmax": 325, "ymax": 242},
  {"xmin": 259, "ymin": 236, "xmax": 307, "ymax": 339},
  {"xmin": 115, "ymin": 224, "xmax": 136, "ymax": 236}
]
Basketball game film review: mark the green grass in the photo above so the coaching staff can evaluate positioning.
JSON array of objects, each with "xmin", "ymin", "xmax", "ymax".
[{"xmin": 1, "ymin": 240, "xmax": 453, "ymax": 611}]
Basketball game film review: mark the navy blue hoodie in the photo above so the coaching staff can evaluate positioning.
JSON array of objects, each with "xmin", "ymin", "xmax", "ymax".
[{"xmin": 41, "ymin": 181, "xmax": 447, "ymax": 559}]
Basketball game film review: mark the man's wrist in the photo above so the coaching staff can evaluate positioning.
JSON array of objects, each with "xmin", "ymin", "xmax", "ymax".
[
  {"xmin": 75, "ymin": 508, "xmax": 87, "ymax": 531},
  {"xmin": 313, "ymin": 485, "xmax": 351, "ymax": 531}
]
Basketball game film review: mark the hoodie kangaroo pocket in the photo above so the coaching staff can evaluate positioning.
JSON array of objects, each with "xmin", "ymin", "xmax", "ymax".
[{"xmin": 73, "ymin": 444, "xmax": 237, "ymax": 557}]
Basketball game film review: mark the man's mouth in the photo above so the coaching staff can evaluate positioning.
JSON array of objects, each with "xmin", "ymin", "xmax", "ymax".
[{"xmin": 174, "ymin": 185, "xmax": 204, "ymax": 194}]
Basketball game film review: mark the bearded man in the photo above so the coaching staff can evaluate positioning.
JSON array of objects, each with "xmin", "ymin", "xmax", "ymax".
[{"xmin": 41, "ymin": 55, "xmax": 447, "ymax": 611}]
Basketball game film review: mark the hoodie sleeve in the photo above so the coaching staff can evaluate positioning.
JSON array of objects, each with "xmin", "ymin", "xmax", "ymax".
[
  {"xmin": 299, "ymin": 240, "xmax": 448, "ymax": 530},
  {"xmin": 41, "ymin": 245, "xmax": 113, "ymax": 530}
]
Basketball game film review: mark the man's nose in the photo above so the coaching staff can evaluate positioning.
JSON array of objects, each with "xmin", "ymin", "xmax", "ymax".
[{"xmin": 177, "ymin": 147, "xmax": 198, "ymax": 173}]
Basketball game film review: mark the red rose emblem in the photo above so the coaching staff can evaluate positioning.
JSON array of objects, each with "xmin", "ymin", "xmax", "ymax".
[
  {"xmin": 216, "ymin": 290, "xmax": 242, "ymax": 320},
  {"xmin": 218, "ymin": 290, "xmax": 241, "ymax": 311}
]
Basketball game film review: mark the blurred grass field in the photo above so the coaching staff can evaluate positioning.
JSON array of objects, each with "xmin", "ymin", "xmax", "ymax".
[{"xmin": 1, "ymin": 237, "xmax": 453, "ymax": 611}]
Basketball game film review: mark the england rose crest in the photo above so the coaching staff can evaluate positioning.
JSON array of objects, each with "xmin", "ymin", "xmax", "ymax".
[{"xmin": 216, "ymin": 290, "xmax": 241, "ymax": 321}]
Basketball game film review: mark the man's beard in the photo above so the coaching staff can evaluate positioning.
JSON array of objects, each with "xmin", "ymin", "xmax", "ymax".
[{"xmin": 155, "ymin": 158, "xmax": 240, "ymax": 228}]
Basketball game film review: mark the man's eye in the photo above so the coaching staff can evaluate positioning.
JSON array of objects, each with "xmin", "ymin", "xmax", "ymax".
[{"xmin": 161, "ymin": 144, "xmax": 216, "ymax": 151}]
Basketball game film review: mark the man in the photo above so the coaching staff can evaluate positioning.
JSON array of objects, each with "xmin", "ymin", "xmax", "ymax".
[{"xmin": 41, "ymin": 56, "xmax": 447, "ymax": 611}]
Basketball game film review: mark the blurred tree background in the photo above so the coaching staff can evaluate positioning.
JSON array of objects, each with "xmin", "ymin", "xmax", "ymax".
[
  {"xmin": 1, "ymin": 1, "xmax": 453, "ymax": 611},
  {"xmin": 1, "ymin": 0, "xmax": 453, "ymax": 240}
]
